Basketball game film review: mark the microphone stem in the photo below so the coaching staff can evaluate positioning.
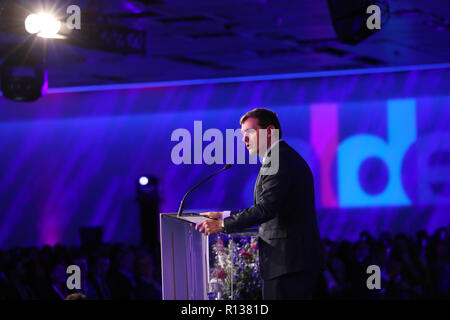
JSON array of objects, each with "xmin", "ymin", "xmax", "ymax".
[{"xmin": 177, "ymin": 166, "xmax": 229, "ymax": 217}]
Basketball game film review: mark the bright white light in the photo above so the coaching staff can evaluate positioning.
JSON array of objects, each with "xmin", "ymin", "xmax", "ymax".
[
  {"xmin": 37, "ymin": 33, "xmax": 66, "ymax": 39},
  {"xmin": 25, "ymin": 14, "xmax": 43, "ymax": 34},
  {"xmin": 24, "ymin": 13, "xmax": 61, "ymax": 37},
  {"xmin": 139, "ymin": 177, "xmax": 149, "ymax": 186},
  {"xmin": 39, "ymin": 13, "xmax": 61, "ymax": 35}
]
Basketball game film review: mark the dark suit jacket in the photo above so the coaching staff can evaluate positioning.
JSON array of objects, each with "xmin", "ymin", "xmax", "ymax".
[{"xmin": 223, "ymin": 140, "xmax": 325, "ymax": 280}]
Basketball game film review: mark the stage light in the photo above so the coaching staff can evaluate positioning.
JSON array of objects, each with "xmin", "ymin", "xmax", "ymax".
[
  {"xmin": 139, "ymin": 176, "xmax": 149, "ymax": 186},
  {"xmin": 39, "ymin": 13, "xmax": 61, "ymax": 38},
  {"xmin": 1, "ymin": 39, "xmax": 47, "ymax": 102},
  {"xmin": 137, "ymin": 175, "xmax": 157, "ymax": 194},
  {"xmin": 24, "ymin": 12, "xmax": 62, "ymax": 38},
  {"xmin": 137, "ymin": 175, "xmax": 158, "ymax": 197},
  {"xmin": 24, "ymin": 14, "xmax": 42, "ymax": 34}
]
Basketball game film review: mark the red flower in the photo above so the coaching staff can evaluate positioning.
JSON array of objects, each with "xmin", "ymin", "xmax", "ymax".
[
  {"xmin": 217, "ymin": 270, "xmax": 226, "ymax": 279},
  {"xmin": 245, "ymin": 252, "xmax": 253, "ymax": 259},
  {"xmin": 251, "ymin": 243, "xmax": 258, "ymax": 250}
]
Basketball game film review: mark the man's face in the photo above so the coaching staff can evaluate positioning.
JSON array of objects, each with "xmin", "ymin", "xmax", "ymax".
[
  {"xmin": 241, "ymin": 117, "xmax": 262, "ymax": 156},
  {"xmin": 97, "ymin": 257, "xmax": 110, "ymax": 275}
]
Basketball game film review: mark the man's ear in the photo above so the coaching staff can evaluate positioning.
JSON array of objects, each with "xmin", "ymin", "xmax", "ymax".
[{"xmin": 267, "ymin": 124, "xmax": 275, "ymax": 138}]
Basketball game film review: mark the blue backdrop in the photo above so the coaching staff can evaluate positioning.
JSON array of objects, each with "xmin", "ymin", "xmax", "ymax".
[{"xmin": 0, "ymin": 68, "xmax": 449, "ymax": 248}]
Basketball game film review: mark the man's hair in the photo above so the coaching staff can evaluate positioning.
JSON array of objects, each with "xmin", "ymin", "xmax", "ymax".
[
  {"xmin": 240, "ymin": 108, "xmax": 282, "ymax": 138},
  {"xmin": 65, "ymin": 293, "xmax": 87, "ymax": 300}
]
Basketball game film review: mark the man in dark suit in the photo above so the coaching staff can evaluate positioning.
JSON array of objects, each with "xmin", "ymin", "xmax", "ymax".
[{"xmin": 196, "ymin": 108, "xmax": 325, "ymax": 300}]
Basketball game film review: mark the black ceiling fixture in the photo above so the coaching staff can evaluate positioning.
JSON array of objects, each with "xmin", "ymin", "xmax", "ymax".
[
  {"xmin": 1, "ymin": 38, "xmax": 47, "ymax": 102},
  {"xmin": 327, "ymin": 0, "xmax": 390, "ymax": 45}
]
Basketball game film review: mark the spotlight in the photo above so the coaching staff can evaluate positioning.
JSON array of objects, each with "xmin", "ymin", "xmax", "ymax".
[
  {"xmin": 24, "ymin": 14, "xmax": 42, "ymax": 34},
  {"xmin": 0, "ymin": 3, "xmax": 67, "ymax": 101},
  {"xmin": 139, "ymin": 176, "xmax": 149, "ymax": 186},
  {"xmin": 137, "ymin": 175, "xmax": 158, "ymax": 197},
  {"xmin": 24, "ymin": 12, "xmax": 63, "ymax": 39}
]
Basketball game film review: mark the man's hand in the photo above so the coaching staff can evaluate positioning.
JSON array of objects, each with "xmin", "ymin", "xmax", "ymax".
[
  {"xmin": 199, "ymin": 211, "xmax": 223, "ymax": 220},
  {"xmin": 195, "ymin": 219, "xmax": 224, "ymax": 236}
]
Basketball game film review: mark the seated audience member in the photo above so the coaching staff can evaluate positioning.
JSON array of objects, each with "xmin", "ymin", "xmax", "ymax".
[
  {"xmin": 70, "ymin": 254, "xmax": 97, "ymax": 299},
  {"xmin": 4, "ymin": 259, "xmax": 36, "ymax": 300},
  {"xmin": 88, "ymin": 255, "xmax": 112, "ymax": 300},
  {"xmin": 109, "ymin": 248, "xmax": 136, "ymax": 299},
  {"xmin": 42, "ymin": 262, "xmax": 70, "ymax": 300},
  {"xmin": 430, "ymin": 239, "xmax": 450, "ymax": 298},
  {"xmin": 135, "ymin": 251, "xmax": 162, "ymax": 300}
]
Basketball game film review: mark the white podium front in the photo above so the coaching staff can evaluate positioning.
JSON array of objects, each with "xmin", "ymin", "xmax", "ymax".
[{"xmin": 159, "ymin": 213, "xmax": 210, "ymax": 300}]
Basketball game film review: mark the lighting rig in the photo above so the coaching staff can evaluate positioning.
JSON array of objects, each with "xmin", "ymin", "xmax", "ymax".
[{"xmin": 0, "ymin": 0, "xmax": 146, "ymax": 101}]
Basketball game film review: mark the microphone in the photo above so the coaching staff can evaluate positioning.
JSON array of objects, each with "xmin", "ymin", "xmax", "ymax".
[{"xmin": 177, "ymin": 164, "xmax": 232, "ymax": 217}]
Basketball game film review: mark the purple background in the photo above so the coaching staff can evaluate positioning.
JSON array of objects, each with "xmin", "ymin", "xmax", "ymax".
[{"xmin": 0, "ymin": 68, "xmax": 449, "ymax": 248}]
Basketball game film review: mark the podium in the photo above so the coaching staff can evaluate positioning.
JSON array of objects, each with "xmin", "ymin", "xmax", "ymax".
[{"xmin": 160, "ymin": 213, "xmax": 261, "ymax": 300}]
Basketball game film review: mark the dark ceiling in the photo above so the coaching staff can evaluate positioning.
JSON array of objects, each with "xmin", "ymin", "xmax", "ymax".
[{"xmin": 0, "ymin": 0, "xmax": 449, "ymax": 88}]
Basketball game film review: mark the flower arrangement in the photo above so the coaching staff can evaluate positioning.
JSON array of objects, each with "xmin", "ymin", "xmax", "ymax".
[{"xmin": 208, "ymin": 234, "xmax": 262, "ymax": 300}]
